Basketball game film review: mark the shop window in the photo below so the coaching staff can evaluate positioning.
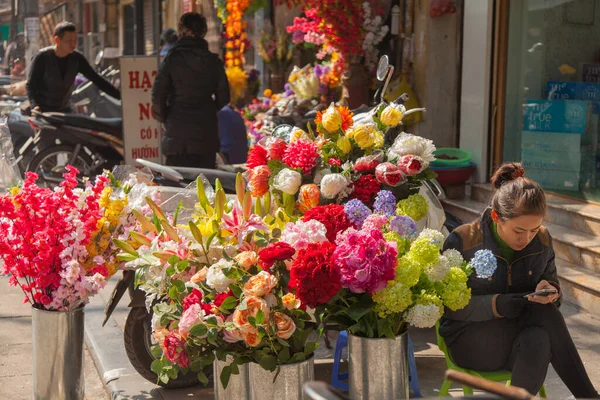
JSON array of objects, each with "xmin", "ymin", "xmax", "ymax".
[{"xmin": 503, "ymin": 0, "xmax": 600, "ymax": 201}]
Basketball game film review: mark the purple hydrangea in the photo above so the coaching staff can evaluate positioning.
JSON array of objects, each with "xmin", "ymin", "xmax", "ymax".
[
  {"xmin": 344, "ymin": 199, "xmax": 372, "ymax": 228},
  {"xmin": 374, "ymin": 190, "xmax": 397, "ymax": 217},
  {"xmin": 390, "ymin": 216, "xmax": 417, "ymax": 239}
]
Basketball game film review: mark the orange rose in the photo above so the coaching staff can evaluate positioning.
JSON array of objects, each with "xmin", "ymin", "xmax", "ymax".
[
  {"xmin": 235, "ymin": 251, "xmax": 259, "ymax": 270},
  {"xmin": 282, "ymin": 293, "xmax": 301, "ymax": 310},
  {"xmin": 232, "ymin": 296, "xmax": 270, "ymax": 333},
  {"xmin": 245, "ymin": 331, "xmax": 262, "ymax": 347},
  {"xmin": 190, "ymin": 266, "xmax": 209, "ymax": 283},
  {"xmin": 274, "ymin": 312, "xmax": 296, "ymax": 340},
  {"xmin": 297, "ymin": 184, "xmax": 320, "ymax": 213},
  {"xmin": 243, "ymin": 271, "xmax": 278, "ymax": 297}
]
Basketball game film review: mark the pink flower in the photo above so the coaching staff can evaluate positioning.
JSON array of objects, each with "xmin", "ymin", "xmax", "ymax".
[
  {"xmin": 361, "ymin": 214, "xmax": 390, "ymax": 231},
  {"xmin": 334, "ymin": 228, "xmax": 397, "ymax": 294},
  {"xmin": 280, "ymin": 220, "xmax": 329, "ymax": 249},
  {"xmin": 397, "ymin": 155, "xmax": 425, "ymax": 176},
  {"xmin": 178, "ymin": 303, "xmax": 207, "ymax": 336}
]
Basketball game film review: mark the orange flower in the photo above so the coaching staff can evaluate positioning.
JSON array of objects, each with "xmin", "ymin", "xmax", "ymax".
[
  {"xmin": 274, "ymin": 312, "xmax": 296, "ymax": 339},
  {"xmin": 190, "ymin": 266, "xmax": 209, "ymax": 283},
  {"xmin": 297, "ymin": 184, "xmax": 320, "ymax": 213},
  {"xmin": 338, "ymin": 106, "xmax": 354, "ymax": 131},
  {"xmin": 243, "ymin": 271, "xmax": 278, "ymax": 297},
  {"xmin": 245, "ymin": 331, "xmax": 262, "ymax": 347},
  {"xmin": 248, "ymin": 165, "xmax": 271, "ymax": 197},
  {"xmin": 232, "ymin": 296, "xmax": 270, "ymax": 333}
]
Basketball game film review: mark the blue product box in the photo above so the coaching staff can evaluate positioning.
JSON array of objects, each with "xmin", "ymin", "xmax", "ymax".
[
  {"xmin": 525, "ymin": 168, "xmax": 580, "ymax": 191},
  {"xmin": 547, "ymin": 81, "xmax": 600, "ymax": 114},
  {"xmin": 521, "ymin": 131, "xmax": 582, "ymax": 153},
  {"xmin": 521, "ymin": 148, "xmax": 581, "ymax": 172},
  {"xmin": 523, "ymin": 100, "xmax": 589, "ymax": 134}
]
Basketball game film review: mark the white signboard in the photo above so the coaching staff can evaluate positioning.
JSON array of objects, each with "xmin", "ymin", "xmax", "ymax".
[{"xmin": 120, "ymin": 56, "xmax": 161, "ymax": 165}]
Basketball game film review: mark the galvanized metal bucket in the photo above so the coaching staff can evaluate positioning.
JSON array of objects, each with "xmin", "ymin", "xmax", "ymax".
[
  {"xmin": 248, "ymin": 356, "xmax": 314, "ymax": 400},
  {"xmin": 348, "ymin": 331, "xmax": 409, "ymax": 400},
  {"xmin": 32, "ymin": 306, "xmax": 85, "ymax": 400},
  {"xmin": 214, "ymin": 355, "xmax": 250, "ymax": 400}
]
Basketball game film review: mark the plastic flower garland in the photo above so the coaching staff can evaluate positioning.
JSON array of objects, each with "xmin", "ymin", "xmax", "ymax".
[{"xmin": 123, "ymin": 174, "xmax": 321, "ymax": 387}]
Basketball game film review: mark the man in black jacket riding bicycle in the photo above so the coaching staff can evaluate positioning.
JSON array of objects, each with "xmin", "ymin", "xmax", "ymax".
[{"xmin": 26, "ymin": 21, "xmax": 121, "ymax": 113}]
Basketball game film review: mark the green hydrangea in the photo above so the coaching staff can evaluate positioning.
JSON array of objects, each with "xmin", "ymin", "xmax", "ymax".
[
  {"xmin": 440, "ymin": 267, "xmax": 471, "ymax": 311},
  {"xmin": 384, "ymin": 231, "xmax": 411, "ymax": 258},
  {"xmin": 407, "ymin": 239, "xmax": 440, "ymax": 266},
  {"xmin": 373, "ymin": 280, "xmax": 413, "ymax": 318},
  {"xmin": 395, "ymin": 256, "xmax": 423, "ymax": 288},
  {"xmin": 396, "ymin": 194, "xmax": 428, "ymax": 221}
]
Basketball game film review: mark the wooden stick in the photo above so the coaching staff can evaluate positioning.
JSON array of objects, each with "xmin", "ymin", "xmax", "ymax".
[{"xmin": 445, "ymin": 370, "xmax": 541, "ymax": 400}]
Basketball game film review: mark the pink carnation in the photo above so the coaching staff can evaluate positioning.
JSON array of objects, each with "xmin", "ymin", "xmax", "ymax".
[
  {"xmin": 283, "ymin": 140, "xmax": 319, "ymax": 175},
  {"xmin": 280, "ymin": 220, "xmax": 329, "ymax": 249},
  {"xmin": 333, "ymin": 228, "xmax": 397, "ymax": 294}
]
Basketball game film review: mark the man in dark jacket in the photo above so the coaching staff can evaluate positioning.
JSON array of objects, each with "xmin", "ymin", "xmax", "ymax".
[
  {"xmin": 26, "ymin": 22, "xmax": 121, "ymax": 113},
  {"xmin": 152, "ymin": 12, "xmax": 230, "ymax": 168}
]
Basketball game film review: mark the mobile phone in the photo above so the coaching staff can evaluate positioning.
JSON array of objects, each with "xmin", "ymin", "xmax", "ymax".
[{"xmin": 523, "ymin": 288, "xmax": 558, "ymax": 298}]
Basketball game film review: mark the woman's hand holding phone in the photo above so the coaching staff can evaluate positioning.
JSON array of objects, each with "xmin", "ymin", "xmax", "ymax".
[{"xmin": 527, "ymin": 280, "xmax": 560, "ymax": 304}]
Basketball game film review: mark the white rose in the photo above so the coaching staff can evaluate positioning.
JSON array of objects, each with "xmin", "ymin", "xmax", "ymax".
[
  {"xmin": 273, "ymin": 168, "xmax": 302, "ymax": 195},
  {"xmin": 320, "ymin": 173, "xmax": 349, "ymax": 199},
  {"xmin": 388, "ymin": 132, "xmax": 437, "ymax": 163},
  {"xmin": 313, "ymin": 168, "xmax": 332, "ymax": 185},
  {"xmin": 206, "ymin": 259, "xmax": 236, "ymax": 293}
]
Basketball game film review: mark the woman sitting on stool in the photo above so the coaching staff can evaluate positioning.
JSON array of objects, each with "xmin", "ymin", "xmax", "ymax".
[{"xmin": 440, "ymin": 162, "xmax": 598, "ymax": 397}]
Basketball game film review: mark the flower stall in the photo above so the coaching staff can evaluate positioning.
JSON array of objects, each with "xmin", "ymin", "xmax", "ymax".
[{"xmin": 118, "ymin": 97, "xmax": 479, "ymax": 399}]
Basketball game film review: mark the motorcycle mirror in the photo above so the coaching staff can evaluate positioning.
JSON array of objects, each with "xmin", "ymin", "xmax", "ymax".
[
  {"xmin": 376, "ymin": 55, "xmax": 390, "ymax": 81},
  {"xmin": 271, "ymin": 124, "xmax": 295, "ymax": 142},
  {"xmin": 95, "ymin": 50, "xmax": 104, "ymax": 66}
]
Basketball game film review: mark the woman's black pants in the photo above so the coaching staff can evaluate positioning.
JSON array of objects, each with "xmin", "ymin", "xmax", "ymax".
[{"xmin": 449, "ymin": 303, "xmax": 598, "ymax": 397}]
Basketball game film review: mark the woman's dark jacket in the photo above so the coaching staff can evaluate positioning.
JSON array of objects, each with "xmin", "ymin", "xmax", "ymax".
[
  {"xmin": 152, "ymin": 37, "xmax": 230, "ymax": 156},
  {"xmin": 439, "ymin": 209, "xmax": 561, "ymax": 346}
]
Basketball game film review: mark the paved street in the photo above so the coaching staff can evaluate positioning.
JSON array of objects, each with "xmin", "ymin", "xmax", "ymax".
[{"xmin": 3, "ymin": 273, "xmax": 600, "ymax": 399}]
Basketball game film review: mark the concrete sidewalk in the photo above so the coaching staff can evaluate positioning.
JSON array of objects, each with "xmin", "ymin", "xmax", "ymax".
[{"xmin": 0, "ymin": 276, "xmax": 107, "ymax": 400}]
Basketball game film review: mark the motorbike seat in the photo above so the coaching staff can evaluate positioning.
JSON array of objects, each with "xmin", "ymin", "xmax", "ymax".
[{"xmin": 42, "ymin": 112, "xmax": 123, "ymax": 137}]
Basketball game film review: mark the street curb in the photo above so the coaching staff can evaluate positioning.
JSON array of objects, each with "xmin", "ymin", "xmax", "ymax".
[{"xmin": 84, "ymin": 293, "xmax": 165, "ymax": 400}]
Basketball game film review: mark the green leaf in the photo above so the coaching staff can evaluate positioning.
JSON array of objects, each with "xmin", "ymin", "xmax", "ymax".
[
  {"xmin": 216, "ymin": 349, "xmax": 228, "ymax": 362},
  {"xmin": 230, "ymin": 362, "xmax": 239, "ymax": 375},
  {"xmin": 206, "ymin": 316, "xmax": 218, "ymax": 326},
  {"xmin": 159, "ymin": 374, "xmax": 169, "ymax": 384},
  {"xmin": 416, "ymin": 168, "xmax": 438, "ymax": 181},
  {"xmin": 206, "ymin": 231, "xmax": 219, "ymax": 249},
  {"xmin": 258, "ymin": 355, "xmax": 277, "ymax": 371},
  {"xmin": 219, "ymin": 296, "xmax": 238, "ymax": 311},
  {"xmin": 171, "ymin": 279, "xmax": 186, "ymax": 292},
  {"xmin": 151, "ymin": 345, "xmax": 163, "ymax": 359},
  {"xmin": 151, "ymin": 359, "xmax": 163, "ymax": 374},
  {"xmin": 231, "ymin": 285, "xmax": 243, "ymax": 298},
  {"xmin": 276, "ymin": 337, "xmax": 291, "ymax": 347},
  {"xmin": 248, "ymin": 316, "xmax": 257, "ymax": 328},
  {"xmin": 189, "ymin": 324, "xmax": 208, "ymax": 337},
  {"xmin": 176, "ymin": 261, "xmax": 190, "ymax": 273},
  {"xmin": 289, "ymin": 352, "xmax": 306, "ymax": 363},
  {"xmin": 196, "ymin": 176, "xmax": 210, "ymax": 212},
  {"xmin": 168, "ymin": 286, "xmax": 179, "ymax": 300},
  {"xmin": 278, "ymin": 347, "xmax": 291, "ymax": 364},
  {"xmin": 304, "ymin": 342, "xmax": 318, "ymax": 355},
  {"xmin": 256, "ymin": 309, "xmax": 265, "ymax": 325},
  {"xmin": 168, "ymin": 255, "xmax": 180, "ymax": 265},
  {"xmin": 346, "ymin": 306, "xmax": 371, "ymax": 322},
  {"xmin": 197, "ymin": 371, "xmax": 209, "ymax": 386},
  {"xmin": 191, "ymin": 360, "xmax": 203, "ymax": 372},
  {"xmin": 220, "ymin": 366, "xmax": 232, "ymax": 389},
  {"xmin": 166, "ymin": 266, "xmax": 176, "ymax": 277},
  {"xmin": 167, "ymin": 367, "xmax": 178, "ymax": 379}
]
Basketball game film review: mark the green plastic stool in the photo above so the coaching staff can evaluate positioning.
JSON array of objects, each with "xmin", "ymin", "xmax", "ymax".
[{"xmin": 435, "ymin": 323, "xmax": 547, "ymax": 397}]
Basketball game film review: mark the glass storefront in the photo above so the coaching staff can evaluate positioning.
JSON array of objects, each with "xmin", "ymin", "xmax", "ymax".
[{"xmin": 503, "ymin": 0, "xmax": 600, "ymax": 201}]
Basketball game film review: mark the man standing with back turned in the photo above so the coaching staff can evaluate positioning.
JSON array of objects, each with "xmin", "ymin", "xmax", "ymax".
[{"xmin": 26, "ymin": 21, "xmax": 121, "ymax": 113}]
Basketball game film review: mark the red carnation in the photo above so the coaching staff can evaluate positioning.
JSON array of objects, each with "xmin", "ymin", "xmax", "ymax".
[
  {"xmin": 182, "ymin": 288, "xmax": 203, "ymax": 311},
  {"xmin": 162, "ymin": 332, "xmax": 190, "ymax": 368},
  {"xmin": 289, "ymin": 242, "xmax": 341, "ymax": 308},
  {"xmin": 247, "ymin": 145, "xmax": 269, "ymax": 169},
  {"xmin": 302, "ymin": 204, "xmax": 353, "ymax": 242},
  {"xmin": 282, "ymin": 140, "xmax": 319, "ymax": 175},
  {"xmin": 258, "ymin": 242, "xmax": 296, "ymax": 269},
  {"xmin": 214, "ymin": 290, "xmax": 237, "ymax": 308},
  {"xmin": 350, "ymin": 174, "xmax": 381, "ymax": 206}
]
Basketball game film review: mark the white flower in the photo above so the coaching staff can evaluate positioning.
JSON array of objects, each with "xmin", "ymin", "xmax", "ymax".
[
  {"xmin": 206, "ymin": 259, "xmax": 236, "ymax": 293},
  {"xmin": 388, "ymin": 132, "xmax": 437, "ymax": 163},
  {"xmin": 405, "ymin": 302, "xmax": 443, "ymax": 328},
  {"xmin": 281, "ymin": 220, "xmax": 328, "ymax": 249},
  {"xmin": 418, "ymin": 229, "xmax": 445, "ymax": 249},
  {"xmin": 273, "ymin": 168, "xmax": 302, "ymax": 195},
  {"xmin": 425, "ymin": 255, "xmax": 451, "ymax": 282},
  {"xmin": 320, "ymin": 173, "xmax": 350, "ymax": 199},
  {"xmin": 443, "ymin": 249, "xmax": 464, "ymax": 268},
  {"xmin": 313, "ymin": 168, "xmax": 331, "ymax": 185}
]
